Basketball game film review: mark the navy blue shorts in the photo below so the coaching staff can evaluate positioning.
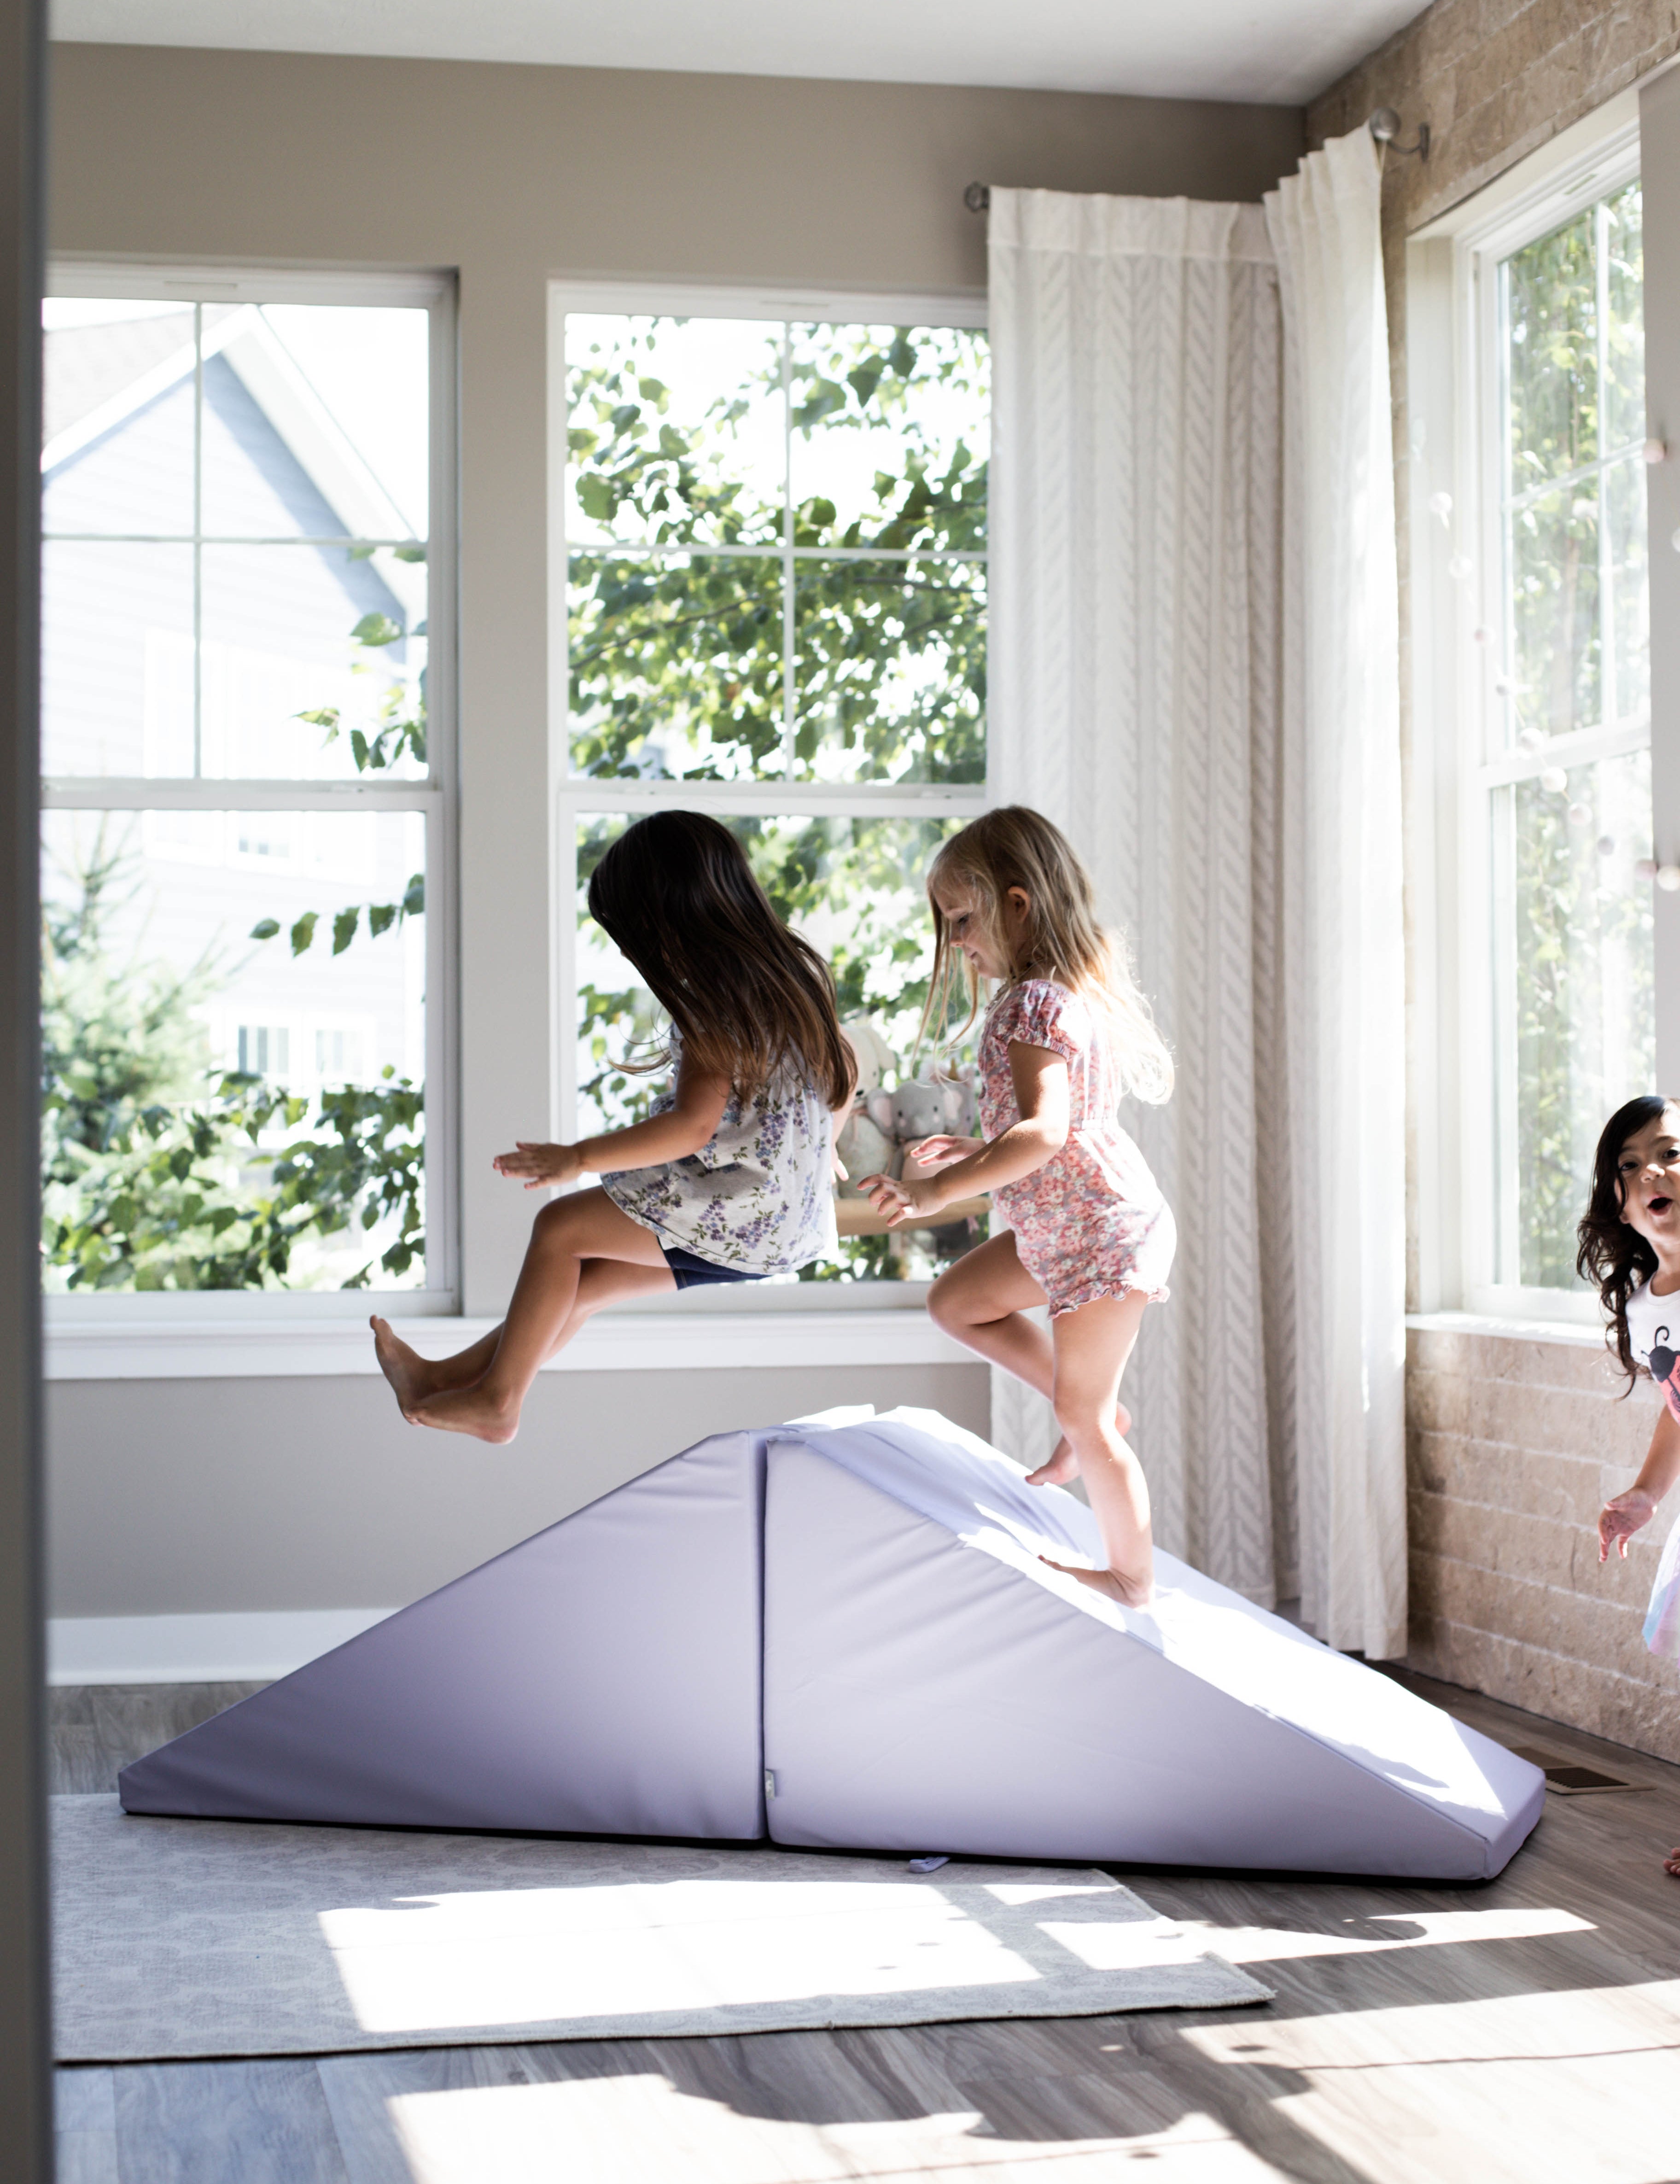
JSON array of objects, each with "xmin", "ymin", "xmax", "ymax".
[{"xmin": 661, "ymin": 1243, "xmax": 765, "ymax": 1291}]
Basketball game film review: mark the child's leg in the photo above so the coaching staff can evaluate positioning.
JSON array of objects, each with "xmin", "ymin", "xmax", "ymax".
[
  {"xmin": 407, "ymin": 1189, "xmax": 673, "ymax": 1442},
  {"xmin": 927, "ymin": 1232, "xmax": 1053, "ymax": 1384},
  {"xmin": 927, "ymin": 1234, "xmax": 1132, "ymax": 1484},
  {"xmin": 1039, "ymin": 1291, "xmax": 1154, "ymax": 1608},
  {"xmin": 372, "ymin": 1252, "xmax": 672, "ymax": 1420}
]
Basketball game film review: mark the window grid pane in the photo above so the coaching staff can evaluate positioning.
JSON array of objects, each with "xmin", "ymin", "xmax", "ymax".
[
  {"xmin": 41, "ymin": 286, "xmax": 440, "ymax": 1296},
  {"xmin": 42, "ymin": 295, "xmax": 430, "ymax": 784},
  {"xmin": 565, "ymin": 314, "xmax": 989, "ymax": 787},
  {"xmin": 1488, "ymin": 179, "xmax": 1651, "ymax": 1293}
]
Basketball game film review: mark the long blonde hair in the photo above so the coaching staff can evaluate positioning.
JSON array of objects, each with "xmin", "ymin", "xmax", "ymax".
[{"xmin": 922, "ymin": 806, "xmax": 1173, "ymax": 1104}]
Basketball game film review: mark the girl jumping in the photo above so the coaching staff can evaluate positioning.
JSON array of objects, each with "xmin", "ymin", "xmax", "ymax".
[
  {"xmin": 860, "ymin": 806, "xmax": 1174, "ymax": 1607},
  {"xmin": 373, "ymin": 811, "xmax": 853, "ymax": 1442},
  {"xmin": 1581, "ymin": 1092, "xmax": 1680, "ymax": 1876}
]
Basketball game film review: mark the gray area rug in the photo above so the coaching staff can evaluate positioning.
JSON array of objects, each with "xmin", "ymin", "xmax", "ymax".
[{"xmin": 52, "ymin": 1796, "xmax": 1271, "ymax": 2060}]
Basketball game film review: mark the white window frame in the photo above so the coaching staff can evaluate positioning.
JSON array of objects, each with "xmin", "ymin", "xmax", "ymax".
[
  {"xmin": 547, "ymin": 279, "xmax": 992, "ymax": 1310},
  {"xmin": 40, "ymin": 259, "xmax": 461, "ymax": 1336},
  {"xmin": 1410, "ymin": 92, "xmax": 1647, "ymax": 1328}
]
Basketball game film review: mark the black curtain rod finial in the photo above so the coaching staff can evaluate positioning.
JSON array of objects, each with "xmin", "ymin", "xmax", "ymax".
[{"xmin": 964, "ymin": 182, "xmax": 991, "ymax": 213}]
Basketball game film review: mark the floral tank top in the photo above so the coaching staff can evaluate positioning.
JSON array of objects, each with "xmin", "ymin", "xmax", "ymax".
[{"xmin": 603, "ymin": 1034, "xmax": 837, "ymax": 1276}]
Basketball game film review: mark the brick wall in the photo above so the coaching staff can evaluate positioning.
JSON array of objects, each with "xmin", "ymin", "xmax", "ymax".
[
  {"xmin": 1309, "ymin": 5, "xmax": 1680, "ymax": 1750},
  {"xmin": 1307, "ymin": 0, "xmax": 1680, "ymax": 239},
  {"xmin": 1409, "ymin": 1323, "xmax": 1679, "ymax": 1759}
]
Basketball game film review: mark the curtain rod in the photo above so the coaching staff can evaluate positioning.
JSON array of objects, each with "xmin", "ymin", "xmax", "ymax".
[
  {"xmin": 1368, "ymin": 107, "xmax": 1430, "ymax": 159},
  {"xmin": 968, "ymin": 108, "xmax": 1430, "ymax": 209}
]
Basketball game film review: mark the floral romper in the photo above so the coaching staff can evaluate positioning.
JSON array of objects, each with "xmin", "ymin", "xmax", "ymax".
[{"xmin": 980, "ymin": 979, "xmax": 1175, "ymax": 1318}]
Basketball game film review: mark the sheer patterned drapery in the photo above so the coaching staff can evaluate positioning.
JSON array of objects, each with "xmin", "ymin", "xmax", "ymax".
[{"xmin": 986, "ymin": 136, "xmax": 1405, "ymax": 1655}]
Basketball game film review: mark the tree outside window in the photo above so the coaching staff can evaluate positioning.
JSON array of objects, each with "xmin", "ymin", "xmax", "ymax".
[{"xmin": 561, "ymin": 308, "xmax": 990, "ymax": 1280}]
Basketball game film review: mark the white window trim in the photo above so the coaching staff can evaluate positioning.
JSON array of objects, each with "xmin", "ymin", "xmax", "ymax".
[
  {"xmin": 41, "ymin": 259, "xmax": 461, "ymax": 1357},
  {"xmin": 546, "ymin": 276, "xmax": 992, "ymax": 1321},
  {"xmin": 1410, "ymin": 90, "xmax": 1646, "ymax": 1328}
]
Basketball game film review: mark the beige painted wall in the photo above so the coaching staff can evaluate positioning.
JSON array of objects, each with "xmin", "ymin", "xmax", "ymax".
[
  {"xmin": 44, "ymin": 47, "xmax": 1303, "ymax": 1623},
  {"xmin": 47, "ymin": 1363, "xmax": 988, "ymax": 1615},
  {"xmin": 1308, "ymin": 5, "xmax": 1680, "ymax": 1753}
]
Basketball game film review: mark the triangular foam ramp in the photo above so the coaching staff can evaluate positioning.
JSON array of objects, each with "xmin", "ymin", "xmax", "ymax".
[
  {"xmin": 119, "ymin": 1428, "xmax": 768, "ymax": 1839},
  {"xmin": 762, "ymin": 1410, "xmax": 1544, "ymax": 1879}
]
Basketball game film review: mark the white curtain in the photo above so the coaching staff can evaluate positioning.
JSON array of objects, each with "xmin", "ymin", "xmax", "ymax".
[
  {"xmin": 986, "ymin": 133, "xmax": 1406, "ymax": 1655},
  {"xmin": 1264, "ymin": 131, "xmax": 1406, "ymax": 1659}
]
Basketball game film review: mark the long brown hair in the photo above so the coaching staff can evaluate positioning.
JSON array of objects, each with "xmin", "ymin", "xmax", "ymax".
[
  {"xmin": 587, "ymin": 812, "xmax": 853, "ymax": 1107},
  {"xmin": 1578, "ymin": 1093, "xmax": 1675, "ymax": 1387},
  {"xmin": 920, "ymin": 806, "xmax": 1173, "ymax": 1104}
]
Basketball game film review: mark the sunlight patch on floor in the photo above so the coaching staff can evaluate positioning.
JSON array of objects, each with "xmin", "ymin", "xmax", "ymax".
[
  {"xmin": 1181, "ymin": 1981, "xmax": 1680, "ymax": 2184},
  {"xmin": 318, "ymin": 1871, "xmax": 1225, "ymax": 2035},
  {"xmin": 386, "ymin": 2079, "xmax": 1293, "ymax": 2184},
  {"xmin": 1171, "ymin": 1904, "xmax": 1595, "ymax": 1964}
]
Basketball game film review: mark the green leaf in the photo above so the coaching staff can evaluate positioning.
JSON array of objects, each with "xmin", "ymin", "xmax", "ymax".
[
  {"xmin": 295, "ymin": 707, "xmax": 339, "ymax": 731},
  {"xmin": 577, "ymin": 473, "xmax": 616, "ymax": 521},
  {"xmin": 847, "ymin": 361, "xmax": 884, "ymax": 407},
  {"xmin": 350, "ymin": 612, "xmax": 403, "ymax": 648},
  {"xmin": 346, "ymin": 543, "xmax": 375, "ymax": 561},
  {"xmin": 289, "ymin": 911, "xmax": 319, "ymax": 957},
  {"xmin": 350, "ymin": 729, "xmax": 370, "ymax": 772},
  {"xmin": 248, "ymin": 919, "xmax": 281, "ymax": 942},
  {"xmin": 332, "ymin": 906, "xmax": 360, "ymax": 956},
  {"xmin": 368, "ymin": 903, "xmax": 397, "ymax": 939},
  {"xmin": 393, "ymin": 543, "xmax": 427, "ymax": 563},
  {"xmin": 401, "ymin": 872, "xmax": 425, "ymax": 919}
]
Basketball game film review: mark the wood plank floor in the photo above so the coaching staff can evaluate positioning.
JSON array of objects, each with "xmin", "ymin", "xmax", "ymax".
[{"xmin": 51, "ymin": 1669, "xmax": 1680, "ymax": 2183}]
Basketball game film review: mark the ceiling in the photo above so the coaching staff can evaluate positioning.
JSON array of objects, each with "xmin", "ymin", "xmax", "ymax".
[{"xmin": 50, "ymin": 0, "xmax": 1425, "ymax": 106}]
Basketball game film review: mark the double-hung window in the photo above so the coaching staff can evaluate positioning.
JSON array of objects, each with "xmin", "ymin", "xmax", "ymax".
[
  {"xmin": 41, "ymin": 267, "xmax": 456, "ymax": 1308},
  {"xmin": 1420, "ymin": 113, "xmax": 1650, "ymax": 1317},
  {"xmin": 550, "ymin": 286, "xmax": 990, "ymax": 1284}
]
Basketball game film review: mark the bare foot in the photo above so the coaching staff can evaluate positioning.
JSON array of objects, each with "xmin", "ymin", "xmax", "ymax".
[
  {"xmin": 1025, "ymin": 1402, "xmax": 1134, "ymax": 1488},
  {"xmin": 371, "ymin": 1315, "xmax": 433, "ymax": 1423},
  {"xmin": 1026, "ymin": 1439, "xmax": 1080, "ymax": 1487},
  {"xmin": 409, "ymin": 1382, "xmax": 521, "ymax": 1444},
  {"xmin": 1040, "ymin": 1553, "xmax": 1154, "ymax": 1611},
  {"xmin": 1665, "ymin": 1846, "xmax": 1680, "ymax": 1879}
]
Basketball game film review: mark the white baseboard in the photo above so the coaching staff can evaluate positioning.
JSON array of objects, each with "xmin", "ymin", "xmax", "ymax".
[{"xmin": 47, "ymin": 1606, "xmax": 397, "ymax": 1686}]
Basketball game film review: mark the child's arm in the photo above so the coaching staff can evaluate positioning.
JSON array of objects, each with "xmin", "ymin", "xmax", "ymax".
[
  {"xmin": 859, "ymin": 1043, "xmax": 1068, "ymax": 1224},
  {"xmin": 1600, "ymin": 1400, "xmax": 1680, "ymax": 1562},
  {"xmin": 494, "ymin": 1061, "xmax": 732, "ymax": 1190}
]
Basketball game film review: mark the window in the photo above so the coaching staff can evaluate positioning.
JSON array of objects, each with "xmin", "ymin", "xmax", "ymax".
[
  {"xmin": 41, "ymin": 269, "xmax": 454, "ymax": 1302},
  {"xmin": 552, "ymin": 288, "xmax": 990, "ymax": 1284},
  {"xmin": 1418, "ymin": 109, "xmax": 1650, "ymax": 1318}
]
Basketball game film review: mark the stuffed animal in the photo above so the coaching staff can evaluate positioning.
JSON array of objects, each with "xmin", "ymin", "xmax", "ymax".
[
  {"xmin": 834, "ymin": 1016, "xmax": 898, "ymax": 1193},
  {"xmin": 863, "ymin": 1075, "xmax": 974, "ymax": 1180}
]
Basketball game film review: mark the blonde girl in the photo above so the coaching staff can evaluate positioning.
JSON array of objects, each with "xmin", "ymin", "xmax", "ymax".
[
  {"xmin": 374, "ymin": 811, "xmax": 853, "ymax": 1442},
  {"xmin": 860, "ymin": 806, "xmax": 1175, "ymax": 1608}
]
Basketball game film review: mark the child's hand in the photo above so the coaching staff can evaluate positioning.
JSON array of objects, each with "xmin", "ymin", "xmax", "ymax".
[
  {"xmin": 493, "ymin": 1141, "xmax": 586, "ymax": 1190},
  {"xmin": 906, "ymin": 1134, "xmax": 984, "ymax": 1173},
  {"xmin": 858, "ymin": 1169, "xmax": 948, "ymax": 1227},
  {"xmin": 1599, "ymin": 1487, "xmax": 1657, "ymax": 1563}
]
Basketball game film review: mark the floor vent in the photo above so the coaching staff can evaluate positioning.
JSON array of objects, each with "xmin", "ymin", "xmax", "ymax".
[{"xmin": 1511, "ymin": 1746, "xmax": 1651, "ymax": 1796}]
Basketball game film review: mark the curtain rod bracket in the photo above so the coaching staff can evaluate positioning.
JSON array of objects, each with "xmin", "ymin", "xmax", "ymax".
[
  {"xmin": 964, "ymin": 182, "xmax": 991, "ymax": 213},
  {"xmin": 1368, "ymin": 108, "xmax": 1430, "ymax": 160}
]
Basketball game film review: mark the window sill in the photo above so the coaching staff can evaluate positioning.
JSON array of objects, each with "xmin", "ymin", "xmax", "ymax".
[
  {"xmin": 44, "ymin": 1301, "xmax": 974, "ymax": 1380},
  {"xmin": 1405, "ymin": 1309, "xmax": 1607, "ymax": 1351}
]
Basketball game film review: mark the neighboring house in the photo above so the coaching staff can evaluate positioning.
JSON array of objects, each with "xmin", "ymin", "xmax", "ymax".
[{"xmin": 41, "ymin": 304, "xmax": 428, "ymax": 1102}]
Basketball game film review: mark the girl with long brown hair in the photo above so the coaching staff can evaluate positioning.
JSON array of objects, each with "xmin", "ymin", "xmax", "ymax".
[
  {"xmin": 860, "ymin": 806, "xmax": 1174, "ymax": 1607},
  {"xmin": 1580, "ymin": 1094, "xmax": 1680, "ymax": 1876},
  {"xmin": 373, "ymin": 811, "xmax": 854, "ymax": 1441}
]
